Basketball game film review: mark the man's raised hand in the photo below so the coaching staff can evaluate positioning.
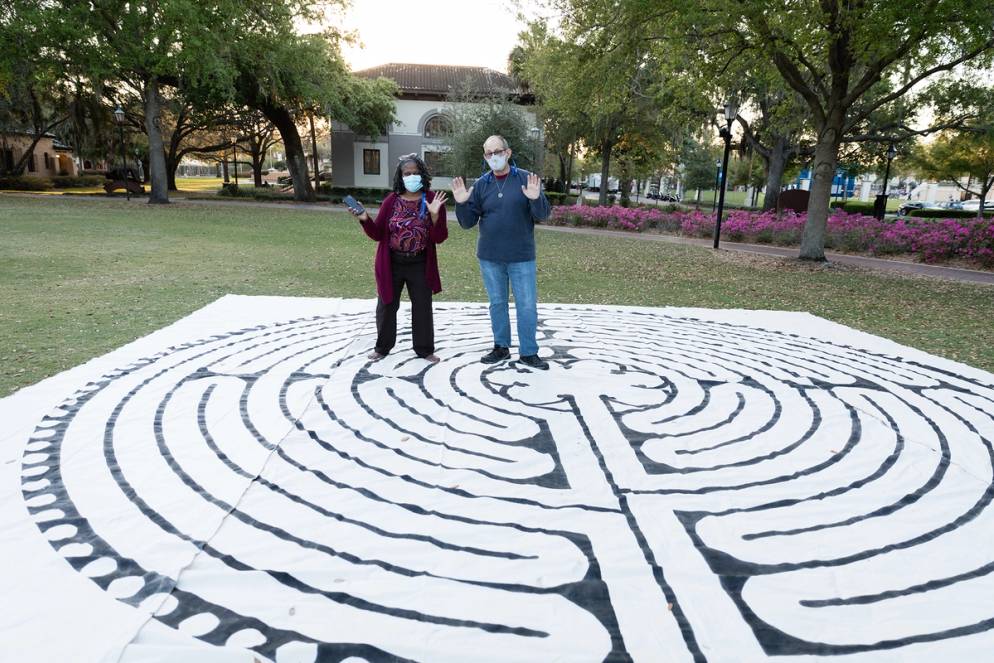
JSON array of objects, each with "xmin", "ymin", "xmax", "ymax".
[
  {"xmin": 522, "ymin": 172, "xmax": 541, "ymax": 200},
  {"xmin": 451, "ymin": 177, "xmax": 472, "ymax": 204}
]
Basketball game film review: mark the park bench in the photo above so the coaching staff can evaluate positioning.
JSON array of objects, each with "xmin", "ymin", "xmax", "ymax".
[{"xmin": 103, "ymin": 179, "xmax": 145, "ymax": 195}]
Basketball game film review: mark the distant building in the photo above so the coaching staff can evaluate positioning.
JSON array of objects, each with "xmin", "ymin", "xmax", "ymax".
[
  {"xmin": 0, "ymin": 131, "xmax": 80, "ymax": 177},
  {"xmin": 331, "ymin": 63, "xmax": 536, "ymax": 189}
]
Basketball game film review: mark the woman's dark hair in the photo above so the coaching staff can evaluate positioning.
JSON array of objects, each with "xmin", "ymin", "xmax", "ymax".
[{"xmin": 393, "ymin": 153, "xmax": 432, "ymax": 194}]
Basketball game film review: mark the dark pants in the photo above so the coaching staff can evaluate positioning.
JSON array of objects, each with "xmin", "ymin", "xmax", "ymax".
[{"xmin": 375, "ymin": 253, "xmax": 434, "ymax": 357}]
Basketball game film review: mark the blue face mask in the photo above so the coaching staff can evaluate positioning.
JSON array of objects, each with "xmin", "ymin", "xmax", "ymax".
[{"xmin": 402, "ymin": 174, "xmax": 423, "ymax": 192}]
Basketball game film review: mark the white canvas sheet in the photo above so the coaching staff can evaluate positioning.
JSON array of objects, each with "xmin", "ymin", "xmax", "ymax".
[{"xmin": 2, "ymin": 295, "xmax": 994, "ymax": 662}]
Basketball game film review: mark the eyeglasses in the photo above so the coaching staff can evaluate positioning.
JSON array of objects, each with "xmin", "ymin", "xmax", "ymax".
[{"xmin": 483, "ymin": 148, "xmax": 507, "ymax": 158}]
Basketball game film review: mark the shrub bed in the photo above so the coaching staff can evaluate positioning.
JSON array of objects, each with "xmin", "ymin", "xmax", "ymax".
[
  {"xmin": 52, "ymin": 175, "xmax": 106, "ymax": 188},
  {"xmin": 829, "ymin": 200, "xmax": 877, "ymax": 215},
  {"xmin": 549, "ymin": 204, "xmax": 994, "ymax": 267},
  {"xmin": 908, "ymin": 208, "xmax": 994, "ymax": 219},
  {"xmin": 0, "ymin": 175, "xmax": 54, "ymax": 191}
]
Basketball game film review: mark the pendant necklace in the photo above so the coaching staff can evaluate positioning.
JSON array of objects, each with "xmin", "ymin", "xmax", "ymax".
[{"xmin": 495, "ymin": 173, "xmax": 508, "ymax": 199}]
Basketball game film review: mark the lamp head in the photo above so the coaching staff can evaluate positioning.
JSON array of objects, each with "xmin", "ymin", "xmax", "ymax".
[
  {"xmin": 887, "ymin": 144, "xmax": 897, "ymax": 160},
  {"xmin": 113, "ymin": 106, "xmax": 125, "ymax": 125},
  {"xmin": 723, "ymin": 100, "xmax": 738, "ymax": 122}
]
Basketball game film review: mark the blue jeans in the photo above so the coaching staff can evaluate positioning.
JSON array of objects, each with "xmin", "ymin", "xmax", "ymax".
[{"xmin": 479, "ymin": 259, "xmax": 538, "ymax": 356}]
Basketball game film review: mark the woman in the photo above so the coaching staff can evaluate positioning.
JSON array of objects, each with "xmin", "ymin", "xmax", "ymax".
[{"xmin": 349, "ymin": 154, "xmax": 448, "ymax": 362}]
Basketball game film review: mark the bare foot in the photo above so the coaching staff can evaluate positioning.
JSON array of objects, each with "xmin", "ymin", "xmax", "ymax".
[
  {"xmin": 368, "ymin": 350, "xmax": 386, "ymax": 360},
  {"xmin": 422, "ymin": 354, "xmax": 440, "ymax": 363}
]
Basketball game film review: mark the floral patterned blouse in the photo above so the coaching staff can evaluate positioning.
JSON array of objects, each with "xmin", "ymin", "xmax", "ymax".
[{"xmin": 388, "ymin": 196, "xmax": 429, "ymax": 253}]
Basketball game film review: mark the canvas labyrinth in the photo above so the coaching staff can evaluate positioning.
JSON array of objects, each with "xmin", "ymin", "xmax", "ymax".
[{"xmin": 2, "ymin": 296, "xmax": 993, "ymax": 663}]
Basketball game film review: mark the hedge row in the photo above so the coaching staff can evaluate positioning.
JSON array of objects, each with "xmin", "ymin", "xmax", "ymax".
[
  {"xmin": 908, "ymin": 208, "xmax": 993, "ymax": 219},
  {"xmin": 829, "ymin": 200, "xmax": 877, "ymax": 214},
  {"xmin": 52, "ymin": 175, "xmax": 106, "ymax": 188},
  {"xmin": 0, "ymin": 174, "xmax": 107, "ymax": 190},
  {"xmin": 0, "ymin": 175, "xmax": 53, "ymax": 190}
]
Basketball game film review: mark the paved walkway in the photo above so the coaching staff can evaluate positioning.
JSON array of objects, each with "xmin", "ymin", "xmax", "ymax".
[{"xmin": 8, "ymin": 192, "xmax": 993, "ymax": 285}]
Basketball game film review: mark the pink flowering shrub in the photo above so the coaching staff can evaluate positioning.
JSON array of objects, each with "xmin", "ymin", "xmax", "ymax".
[{"xmin": 547, "ymin": 203, "xmax": 994, "ymax": 267}]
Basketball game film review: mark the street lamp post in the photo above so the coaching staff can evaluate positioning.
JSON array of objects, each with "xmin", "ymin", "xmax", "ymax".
[
  {"xmin": 530, "ymin": 126, "xmax": 541, "ymax": 174},
  {"xmin": 875, "ymin": 143, "xmax": 897, "ymax": 220},
  {"xmin": 113, "ymin": 105, "xmax": 129, "ymax": 201},
  {"xmin": 713, "ymin": 100, "xmax": 738, "ymax": 249}
]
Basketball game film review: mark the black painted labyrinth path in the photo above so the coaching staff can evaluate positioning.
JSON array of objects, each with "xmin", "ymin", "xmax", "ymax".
[{"xmin": 2, "ymin": 295, "xmax": 994, "ymax": 663}]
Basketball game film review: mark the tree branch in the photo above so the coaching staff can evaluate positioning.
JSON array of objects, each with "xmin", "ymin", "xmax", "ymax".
[{"xmin": 850, "ymin": 38, "xmax": 994, "ymax": 123}]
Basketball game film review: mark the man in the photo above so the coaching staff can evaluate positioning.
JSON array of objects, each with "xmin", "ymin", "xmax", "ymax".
[{"xmin": 452, "ymin": 135, "xmax": 551, "ymax": 370}]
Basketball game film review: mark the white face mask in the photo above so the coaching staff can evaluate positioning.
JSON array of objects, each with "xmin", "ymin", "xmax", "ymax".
[{"xmin": 486, "ymin": 152, "xmax": 508, "ymax": 172}]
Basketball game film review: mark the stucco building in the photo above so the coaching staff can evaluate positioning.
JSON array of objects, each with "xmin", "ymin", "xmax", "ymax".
[
  {"xmin": 0, "ymin": 131, "xmax": 79, "ymax": 177},
  {"xmin": 330, "ymin": 63, "xmax": 535, "ymax": 190}
]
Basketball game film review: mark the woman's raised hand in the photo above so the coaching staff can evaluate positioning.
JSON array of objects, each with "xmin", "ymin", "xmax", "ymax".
[
  {"xmin": 427, "ymin": 191, "xmax": 447, "ymax": 219},
  {"xmin": 451, "ymin": 177, "xmax": 472, "ymax": 204}
]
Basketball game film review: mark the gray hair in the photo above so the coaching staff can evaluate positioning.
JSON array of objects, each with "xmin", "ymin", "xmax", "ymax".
[{"xmin": 484, "ymin": 135, "xmax": 509, "ymax": 150}]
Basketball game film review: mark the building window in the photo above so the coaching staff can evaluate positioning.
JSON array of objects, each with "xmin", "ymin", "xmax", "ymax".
[
  {"xmin": 28, "ymin": 153, "xmax": 35, "ymax": 172},
  {"xmin": 1, "ymin": 147, "xmax": 13, "ymax": 171},
  {"xmin": 424, "ymin": 150, "xmax": 448, "ymax": 178},
  {"xmin": 362, "ymin": 149, "xmax": 380, "ymax": 175},
  {"xmin": 424, "ymin": 115, "xmax": 452, "ymax": 138},
  {"xmin": 44, "ymin": 152, "xmax": 50, "ymax": 170}
]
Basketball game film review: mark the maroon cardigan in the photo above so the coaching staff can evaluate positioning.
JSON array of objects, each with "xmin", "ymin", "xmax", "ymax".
[{"xmin": 360, "ymin": 191, "xmax": 448, "ymax": 305}]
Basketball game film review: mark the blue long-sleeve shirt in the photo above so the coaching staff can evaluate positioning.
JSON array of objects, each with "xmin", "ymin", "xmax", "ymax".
[{"xmin": 455, "ymin": 168, "xmax": 551, "ymax": 262}]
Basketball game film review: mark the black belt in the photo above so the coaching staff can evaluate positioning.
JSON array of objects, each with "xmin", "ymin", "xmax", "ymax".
[{"xmin": 391, "ymin": 249, "xmax": 426, "ymax": 262}]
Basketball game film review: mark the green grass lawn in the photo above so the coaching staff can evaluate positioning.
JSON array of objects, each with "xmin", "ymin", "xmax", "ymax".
[{"xmin": 2, "ymin": 194, "xmax": 992, "ymax": 397}]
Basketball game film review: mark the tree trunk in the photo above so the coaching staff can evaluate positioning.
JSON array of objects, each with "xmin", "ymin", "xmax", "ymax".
[
  {"xmin": 309, "ymin": 114, "xmax": 320, "ymax": 193},
  {"xmin": 11, "ymin": 134, "xmax": 47, "ymax": 175},
  {"xmin": 222, "ymin": 155, "xmax": 229, "ymax": 183},
  {"xmin": 762, "ymin": 135, "xmax": 789, "ymax": 212},
  {"xmin": 979, "ymin": 174, "xmax": 993, "ymax": 219},
  {"xmin": 598, "ymin": 139, "xmax": 612, "ymax": 206},
  {"xmin": 143, "ymin": 78, "xmax": 169, "ymax": 204},
  {"xmin": 799, "ymin": 125, "xmax": 842, "ymax": 260},
  {"xmin": 260, "ymin": 103, "xmax": 312, "ymax": 201},
  {"xmin": 166, "ymin": 160, "xmax": 178, "ymax": 191},
  {"xmin": 619, "ymin": 176, "xmax": 632, "ymax": 207},
  {"xmin": 252, "ymin": 144, "xmax": 264, "ymax": 187},
  {"xmin": 566, "ymin": 143, "xmax": 575, "ymax": 193}
]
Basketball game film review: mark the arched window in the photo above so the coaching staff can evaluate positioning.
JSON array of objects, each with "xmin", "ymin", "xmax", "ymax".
[{"xmin": 424, "ymin": 115, "xmax": 452, "ymax": 138}]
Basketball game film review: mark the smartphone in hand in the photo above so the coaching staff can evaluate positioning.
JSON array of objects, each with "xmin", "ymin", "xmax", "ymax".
[{"xmin": 343, "ymin": 195, "xmax": 366, "ymax": 217}]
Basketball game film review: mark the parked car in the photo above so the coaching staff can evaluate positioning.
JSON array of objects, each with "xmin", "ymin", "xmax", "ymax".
[
  {"xmin": 961, "ymin": 199, "xmax": 994, "ymax": 212},
  {"xmin": 658, "ymin": 193, "xmax": 681, "ymax": 202},
  {"xmin": 897, "ymin": 201, "xmax": 942, "ymax": 216}
]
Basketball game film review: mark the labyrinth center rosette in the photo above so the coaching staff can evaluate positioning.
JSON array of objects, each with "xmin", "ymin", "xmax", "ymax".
[{"xmin": 5, "ymin": 296, "xmax": 994, "ymax": 662}]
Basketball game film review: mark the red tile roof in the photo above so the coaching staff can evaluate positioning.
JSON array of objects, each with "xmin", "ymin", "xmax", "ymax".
[{"xmin": 356, "ymin": 63, "xmax": 527, "ymax": 100}]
